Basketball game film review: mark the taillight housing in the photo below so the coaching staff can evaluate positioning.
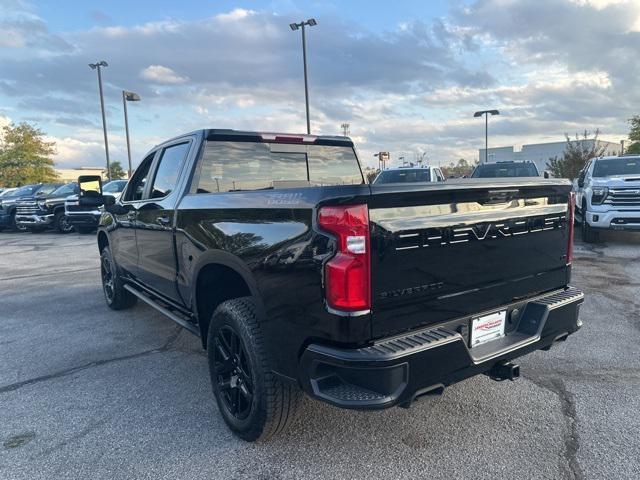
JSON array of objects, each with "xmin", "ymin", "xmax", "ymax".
[
  {"xmin": 567, "ymin": 192, "xmax": 575, "ymax": 265},
  {"xmin": 317, "ymin": 204, "xmax": 371, "ymax": 312}
]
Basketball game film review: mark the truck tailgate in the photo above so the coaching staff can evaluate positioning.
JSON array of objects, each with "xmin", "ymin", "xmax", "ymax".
[{"xmin": 368, "ymin": 180, "xmax": 572, "ymax": 338}]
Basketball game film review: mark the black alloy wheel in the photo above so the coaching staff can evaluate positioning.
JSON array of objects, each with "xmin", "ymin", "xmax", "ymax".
[
  {"xmin": 56, "ymin": 212, "xmax": 74, "ymax": 233},
  {"xmin": 101, "ymin": 252, "xmax": 115, "ymax": 304},
  {"xmin": 214, "ymin": 325, "xmax": 254, "ymax": 420}
]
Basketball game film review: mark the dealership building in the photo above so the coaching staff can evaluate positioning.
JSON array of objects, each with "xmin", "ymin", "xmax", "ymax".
[{"xmin": 479, "ymin": 139, "xmax": 623, "ymax": 173}]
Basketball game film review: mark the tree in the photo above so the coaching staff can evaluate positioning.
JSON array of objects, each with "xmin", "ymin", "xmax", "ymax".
[
  {"xmin": 108, "ymin": 161, "xmax": 126, "ymax": 180},
  {"xmin": 363, "ymin": 167, "xmax": 380, "ymax": 183},
  {"xmin": 441, "ymin": 158, "xmax": 476, "ymax": 178},
  {"xmin": 0, "ymin": 122, "xmax": 57, "ymax": 187},
  {"xmin": 627, "ymin": 115, "xmax": 640, "ymax": 154},
  {"xmin": 546, "ymin": 130, "xmax": 606, "ymax": 180}
]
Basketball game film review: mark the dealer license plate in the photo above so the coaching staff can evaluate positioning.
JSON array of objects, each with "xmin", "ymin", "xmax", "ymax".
[{"xmin": 470, "ymin": 311, "xmax": 506, "ymax": 347}]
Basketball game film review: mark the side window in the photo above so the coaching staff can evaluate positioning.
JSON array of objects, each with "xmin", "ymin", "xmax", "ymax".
[
  {"xmin": 148, "ymin": 142, "xmax": 190, "ymax": 199},
  {"xmin": 125, "ymin": 152, "xmax": 155, "ymax": 202}
]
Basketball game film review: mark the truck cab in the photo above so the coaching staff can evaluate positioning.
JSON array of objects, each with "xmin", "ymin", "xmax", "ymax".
[{"xmin": 574, "ymin": 155, "xmax": 640, "ymax": 242}]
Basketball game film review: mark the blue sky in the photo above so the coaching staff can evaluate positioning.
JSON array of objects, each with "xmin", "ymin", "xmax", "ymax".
[{"xmin": 1, "ymin": 0, "xmax": 639, "ymax": 170}]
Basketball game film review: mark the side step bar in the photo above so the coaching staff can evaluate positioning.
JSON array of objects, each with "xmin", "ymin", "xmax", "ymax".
[{"xmin": 123, "ymin": 284, "xmax": 199, "ymax": 336}]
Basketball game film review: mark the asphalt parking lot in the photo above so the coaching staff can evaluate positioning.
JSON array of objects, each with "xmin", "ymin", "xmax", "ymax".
[{"xmin": 1, "ymin": 231, "xmax": 639, "ymax": 480}]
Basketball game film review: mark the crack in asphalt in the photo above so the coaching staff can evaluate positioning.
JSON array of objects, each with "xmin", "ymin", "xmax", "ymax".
[
  {"xmin": 0, "ymin": 327, "xmax": 183, "ymax": 395},
  {"xmin": 525, "ymin": 374, "xmax": 584, "ymax": 480},
  {"xmin": 0, "ymin": 267, "xmax": 98, "ymax": 282}
]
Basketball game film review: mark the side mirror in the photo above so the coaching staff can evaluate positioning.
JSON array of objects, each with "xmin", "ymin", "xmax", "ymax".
[
  {"xmin": 543, "ymin": 171, "xmax": 550, "ymax": 179},
  {"xmin": 78, "ymin": 175, "xmax": 105, "ymax": 207},
  {"xmin": 577, "ymin": 178, "xmax": 585, "ymax": 188}
]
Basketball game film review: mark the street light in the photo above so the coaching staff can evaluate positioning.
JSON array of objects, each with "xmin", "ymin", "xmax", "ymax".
[
  {"xmin": 474, "ymin": 109, "xmax": 500, "ymax": 163},
  {"xmin": 290, "ymin": 18, "xmax": 317, "ymax": 134},
  {"xmin": 89, "ymin": 61, "xmax": 111, "ymax": 181},
  {"xmin": 122, "ymin": 90, "xmax": 141, "ymax": 178}
]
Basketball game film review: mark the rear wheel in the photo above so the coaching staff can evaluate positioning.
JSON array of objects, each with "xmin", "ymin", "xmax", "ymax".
[
  {"xmin": 100, "ymin": 246, "xmax": 137, "ymax": 310},
  {"xmin": 208, "ymin": 297, "xmax": 302, "ymax": 441},
  {"xmin": 55, "ymin": 212, "xmax": 74, "ymax": 233}
]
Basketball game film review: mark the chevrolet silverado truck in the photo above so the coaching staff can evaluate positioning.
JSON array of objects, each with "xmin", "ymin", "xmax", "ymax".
[
  {"xmin": 0, "ymin": 183, "xmax": 62, "ymax": 232},
  {"xmin": 78, "ymin": 129, "xmax": 584, "ymax": 441},
  {"xmin": 65, "ymin": 179, "xmax": 127, "ymax": 233},
  {"xmin": 575, "ymin": 154, "xmax": 640, "ymax": 242},
  {"xmin": 16, "ymin": 182, "xmax": 78, "ymax": 233}
]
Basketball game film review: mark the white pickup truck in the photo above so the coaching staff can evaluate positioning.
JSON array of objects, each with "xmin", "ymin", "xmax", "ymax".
[{"xmin": 574, "ymin": 155, "xmax": 640, "ymax": 242}]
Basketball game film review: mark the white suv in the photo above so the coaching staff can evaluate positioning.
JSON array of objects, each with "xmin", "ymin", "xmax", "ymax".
[{"xmin": 574, "ymin": 155, "xmax": 640, "ymax": 242}]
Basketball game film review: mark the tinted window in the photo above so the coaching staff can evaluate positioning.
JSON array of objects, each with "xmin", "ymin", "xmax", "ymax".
[
  {"xmin": 593, "ymin": 158, "xmax": 640, "ymax": 177},
  {"xmin": 472, "ymin": 163, "xmax": 538, "ymax": 178},
  {"xmin": 125, "ymin": 153, "xmax": 155, "ymax": 201},
  {"xmin": 103, "ymin": 180, "xmax": 127, "ymax": 193},
  {"xmin": 149, "ymin": 143, "xmax": 190, "ymax": 198},
  {"xmin": 36, "ymin": 184, "xmax": 61, "ymax": 195},
  {"xmin": 51, "ymin": 183, "xmax": 77, "ymax": 196},
  {"xmin": 9, "ymin": 185, "xmax": 38, "ymax": 197},
  {"xmin": 197, "ymin": 141, "xmax": 363, "ymax": 193},
  {"xmin": 373, "ymin": 168, "xmax": 431, "ymax": 184}
]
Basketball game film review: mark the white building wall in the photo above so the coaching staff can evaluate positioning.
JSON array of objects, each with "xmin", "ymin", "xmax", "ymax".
[{"xmin": 479, "ymin": 140, "xmax": 622, "ymax": 174}]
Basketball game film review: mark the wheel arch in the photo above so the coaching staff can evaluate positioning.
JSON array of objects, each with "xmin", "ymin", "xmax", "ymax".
[
  {"xmin": 191, "ymin": 251, "xmax": 262, "ymax": 349},
  {"xmin": 97, "ymin": 230, "xmax": 109, "ymax": 253}
]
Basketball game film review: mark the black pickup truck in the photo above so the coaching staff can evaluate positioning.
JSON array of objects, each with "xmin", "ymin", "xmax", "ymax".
[
  {"xmin": 16, "ymin": 182, "xmax": 78, "ymax": 233},
  {"xmin": 78, "ymin": 129, "xmax": 584, "ymax": 441}
]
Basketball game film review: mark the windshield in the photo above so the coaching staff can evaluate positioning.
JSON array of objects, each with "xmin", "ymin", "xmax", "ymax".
[
  {"xmin": 593, "ymin": 157, "xmax": 640, "ymax": 177},
  {"xmin": 103, "ymin": 180, "xmax": 127, "ymax": 193},
  {"xmin": 472, "ymin": 163, "xmax": 538, "ymax": 178},
  {"xmin": 373, "ymin": 168, "xmax": 431, "ymax": 184},
  {"xmin": 35, "ymin": 184, "xmax": 61, "ymax": 196},
  {"xmin": 11, "ymin": 185, "xmax": 39, "ymax": 197},
  {"xmin": 51, "ymin": 183, "xmax": 77, "ymax": 196}
]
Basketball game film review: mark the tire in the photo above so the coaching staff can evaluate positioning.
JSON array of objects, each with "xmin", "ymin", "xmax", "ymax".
[
  {"xmin": 11, "ymin": 213, "xmax": 27, "ymax": 232},
  {"xmin": 580, "ymin": 202, "xmax": 599, "ymax": 243},
  {"xmin": 581, "ymin": 217, "xmax": 599, "ymax": 243},
  {"xmin": 54, "ymin": 211, "xmax": 74, "ymax": 233},
  {"xmin": 207, "ymin": 297, "xmax": 302, "ymax": 442},
  {"xmin": 76, "ymin": 226, "xmax": 96, "ymax": 234},
  {"xmin": 100, "ymin": 246, "xmax": 137, "ymax": 310}
]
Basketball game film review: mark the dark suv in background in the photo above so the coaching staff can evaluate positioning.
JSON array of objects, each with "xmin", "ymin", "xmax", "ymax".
[
  {"xmin": 0, "ymin": 183, "xmax": 62, "ymax": 231},
  {"xmin": 472, "ymin": 161, "xmax": 544, "ymax": 178},
  {"xmin": 16, "ymin": 182, "xmax": 79, "ymax": 233}
]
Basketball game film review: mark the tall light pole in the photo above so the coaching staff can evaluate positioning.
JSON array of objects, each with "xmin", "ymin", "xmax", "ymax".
[
  {"xmin": 474, "ymin": 109, "xmax": 500, "ymax": 163},
  {"xmin": 122, "ymin": 90, "xmax": 141, "ymax": 178},
  {"xmin": 341, "ymin": 122, "xmax": 350, "ymax": 137},
  {"xmin": 89, "ymin": 61, "xmax": 111, "ymax": 180},
  {"xmin": 290, "ymin": 18, "xmax": 317, "ymax": 134}
]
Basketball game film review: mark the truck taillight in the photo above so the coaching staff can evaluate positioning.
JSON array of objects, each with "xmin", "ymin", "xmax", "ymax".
[
  {"xmin": 567, "ymin": 192, "xmax": 575, "ymax": 265},
  {"xmin": 318, "ymin": 204, "xmax": 371, "ymax": 312}
]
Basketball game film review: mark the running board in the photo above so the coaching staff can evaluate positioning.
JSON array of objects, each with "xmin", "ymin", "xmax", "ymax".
[{"xmin": 124, "ymin": 284, "xmax": 199, "ymax": 336}]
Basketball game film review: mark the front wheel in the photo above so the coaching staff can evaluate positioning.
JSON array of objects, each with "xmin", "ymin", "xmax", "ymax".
[
  {"xmin": 581, "ymin": 218, "xmax": 599, "ymax": 243},
  {"xmin": 208, "ymin": 297, "xmax": 302, "ymax": 442},
  {"xmin": 100, "ymin": 246, "xmax": 137, "ymax": 310},
  {"xmin": 55, "ymin": 212, "xmax": 74, "ymax": 233}
]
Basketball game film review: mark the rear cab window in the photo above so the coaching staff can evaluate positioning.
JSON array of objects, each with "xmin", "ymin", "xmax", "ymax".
[
  {"xmin": 472, "ymin": 163, "xmax": 539, "ymax": 178},
  {"xmin": 195, "ymin": 140, "xmax": 364, "ymax": 193}
]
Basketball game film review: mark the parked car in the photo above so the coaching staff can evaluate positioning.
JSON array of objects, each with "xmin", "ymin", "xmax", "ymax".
[
  {"xmin": 15, "ymin": 182, "xmax": 79, "ymax": 233},
  {"xmin": 372, "ymin": 165, "xmax": 445, "ymax": 184},
  {"xmin": 574, "ymin": 154, "xmax": 640, "ymax": 242},
  {"xmin": 0, "ymin": 183, "xmax": 62, "ymax": 231},
  {"xmin": 65, "ymin": 179, "xmax": 127, "ymax": 233},
  {"xmin": 77, "ymin": 129, "xmax": 583, "ymax": 441},
  {"xmin": 471, "ymin": 161, "xmax": 547, "ymax": 178}
]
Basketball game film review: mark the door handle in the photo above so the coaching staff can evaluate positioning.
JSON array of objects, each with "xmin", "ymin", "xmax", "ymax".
[
  {"xmin": 156, "ymin": 215, "xmax": 170, "ymax": 226},
  {"xmin": 127, "ymin": 211, "xmax": 136, "ymax": 220}
]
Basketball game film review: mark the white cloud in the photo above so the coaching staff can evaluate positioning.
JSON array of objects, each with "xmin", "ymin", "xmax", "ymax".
[{"xmin": 140, "ymin": 65, "xmax": 189, "ymax": 84}]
